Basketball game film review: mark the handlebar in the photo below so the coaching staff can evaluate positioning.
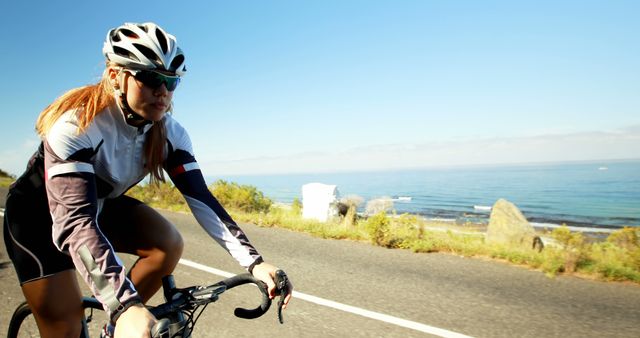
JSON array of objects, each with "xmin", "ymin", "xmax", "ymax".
[
  {"xmin": 151, "ymin": 273, "xmax": 272, "ymax": 321},
  {"xmin": 219, "ymin": 273, "xmax": 273, "ymax": 319}
]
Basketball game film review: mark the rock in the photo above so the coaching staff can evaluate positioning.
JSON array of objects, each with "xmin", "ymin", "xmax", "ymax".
[
  {"xmin": 336, "ymin": 202, "xmax": 350, "ymax": 217},
  {"xmin": 486, "ymin": 199, "xmax": 543, "ymax": 250}
]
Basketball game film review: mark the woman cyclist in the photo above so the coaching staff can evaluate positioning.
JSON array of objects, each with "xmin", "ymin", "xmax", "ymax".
[{"xmin": 3, "ymin": 22, "xmax": 292, "ymax": 338}]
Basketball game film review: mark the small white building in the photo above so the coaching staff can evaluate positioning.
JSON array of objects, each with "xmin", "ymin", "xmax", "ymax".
[{"xmin": 302, "ymin": 183, "xmax": 339, "ymax": 222}]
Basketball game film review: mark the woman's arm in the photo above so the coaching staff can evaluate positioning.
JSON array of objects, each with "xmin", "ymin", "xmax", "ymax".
[
  {"xmin": 43, "ymin": 116, "xmax": 142, "ymax": 322},
  {"xmin": 166, "ymin": 147, "xmax": 263, "ymax": 270},
  {"xmin": 165, "ymin": 118, "xmax": 292, "ymax": 308}
]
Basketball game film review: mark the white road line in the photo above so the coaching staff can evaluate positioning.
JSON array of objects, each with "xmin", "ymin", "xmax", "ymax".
[
  {"xmin": 179, "ymin": 258, "xmax": 473, "ymax": 338},
  {"xmin": 0, "ymin": 211, "xmax": 472, "ymax": 338}
]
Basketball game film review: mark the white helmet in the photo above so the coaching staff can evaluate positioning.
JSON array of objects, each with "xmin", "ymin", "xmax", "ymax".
[{"xmin": 103, "ymin": 22, "xmax": 186, "ymax": 76}]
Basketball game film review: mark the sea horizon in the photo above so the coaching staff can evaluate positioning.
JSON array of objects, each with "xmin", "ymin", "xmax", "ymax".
[{"xmin": 209, "ymin": 158, "xmax": 640, "ymax": 230}]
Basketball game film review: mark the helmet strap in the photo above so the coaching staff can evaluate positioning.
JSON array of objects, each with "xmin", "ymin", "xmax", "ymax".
[
  {"xmin": 121, "ymin": 96, "xmax": 145, "ymax": 122},
  {"xmin": 114, "ymin": 69, "xmax": 147, "ymax": 123}
]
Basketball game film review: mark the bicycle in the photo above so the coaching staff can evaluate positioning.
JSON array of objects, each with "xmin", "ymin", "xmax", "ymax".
[{"xmin": 8, "ymin": 271, "xmax": 289, "ymax": 337}]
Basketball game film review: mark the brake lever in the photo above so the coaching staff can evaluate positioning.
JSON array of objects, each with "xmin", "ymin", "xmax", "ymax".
[{"xmin": 274, "ymin": 270, "xmax": 289, "ymax": 324}]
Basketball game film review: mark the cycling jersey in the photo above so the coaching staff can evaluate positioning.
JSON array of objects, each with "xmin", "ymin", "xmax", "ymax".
[{"xmin": 9, "ymin": 101, "xmax": 263, "ymax": 320}]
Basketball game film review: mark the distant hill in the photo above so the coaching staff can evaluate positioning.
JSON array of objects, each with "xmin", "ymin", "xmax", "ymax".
[
  {"xmin": 0, "ymin": 168, "xmax": 12, "ymax": 178},
  {"xmin": 0, "ymin": 169, "xmax": 15, "ymax": 188}
]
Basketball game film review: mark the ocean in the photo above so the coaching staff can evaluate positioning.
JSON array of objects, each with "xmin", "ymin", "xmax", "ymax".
[{"xmin": 214, "ymin": 160, "xmax": 640, "ymax": 230}]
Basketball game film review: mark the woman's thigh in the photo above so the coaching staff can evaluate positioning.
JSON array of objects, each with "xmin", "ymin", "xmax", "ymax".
[
  {"xmin": 98, "ymin": 195, "xmax": 183, "ymax": 257},
  {"xmin": 21, "ymin": 270, "xmax": 84, "ymax": 337},
  {"xmin": 4, "ymin": 188, "xmax": 75, "ymax": 284}
]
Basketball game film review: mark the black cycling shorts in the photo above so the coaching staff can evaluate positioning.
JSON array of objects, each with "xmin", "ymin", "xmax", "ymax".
[{"xmin": 3, "ymin": 185, "xmax": 143, "ymax": 285}]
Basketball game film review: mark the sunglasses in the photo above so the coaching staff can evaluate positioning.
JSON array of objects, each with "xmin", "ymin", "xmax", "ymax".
[{"xmin": 124, "ymin": 69, "xmax": 181, "ymax": 92}]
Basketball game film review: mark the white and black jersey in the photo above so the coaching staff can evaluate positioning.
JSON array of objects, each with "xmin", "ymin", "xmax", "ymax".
[{"xmin": 3, "ymin": 101, "xmax": 263, "ymax": 319}]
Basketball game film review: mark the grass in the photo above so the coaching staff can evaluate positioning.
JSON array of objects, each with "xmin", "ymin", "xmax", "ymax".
[
  {"xmin": 0, "ymin": 168, "xmax": 15, "ymax": 187},
  {"xmin": 4, "ymin": 172, "xmax": 638, "ymax": 285},
  {"xmin": 0, "ymin": 177, "xmax": 14, "ymax": 188},
  {"xmin": 229, "ymin": 204, "xmax": 640, "ymax": 284},
  {"xmin": 230, "ymin": 206, "xmax": 368, "ymax": 241}
]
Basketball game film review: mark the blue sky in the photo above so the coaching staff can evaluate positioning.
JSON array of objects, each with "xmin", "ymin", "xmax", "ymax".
[{"xmin": 1, "ymin": 1, "xmax": 638, "ymax": 176}]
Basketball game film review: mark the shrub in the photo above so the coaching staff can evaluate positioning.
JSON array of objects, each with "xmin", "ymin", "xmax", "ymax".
[
  {"xmin": 550, "ymin": 225, "xmax": 587, "ymax": 272},
  {"xmin": 393, "ymin": 214, "xmax": 424, "ymax": 245},
  {"xmin": 338, "ymin": 195, "xmax": 364, "ymax": 228},
  {"xmin": 588, "ymin": 229, "xmax": 640, "ymax": 278},
  {"xmin": 340, "ymin": 195, "xmax": 364, "ymax": 208},
  {"xmin": 411, "ymin": 235, "xmax": 445, "ymax": 253},
  {"xmin": 588, "ymin": 244, "xmax": 640, "ymax": 282},
  {"xmin": 365, "ymin": 197, "xmax": 394, "ymax": 216},
  {"xmin": 209, "ymin": 180, "xmax": 272, "ymax": 213},
  {"xmin": 126, "ymin": 182, "xmax": 187, "ymax": 211},
  {"xmin": 363, "ymin": 212, "xmax": 393, "ymax": 247},
  {"xmin": 341, "ymin": 204, "xmax": 358, "ymax": 228},
  {"xmin": 539, "ymin": 248, "xmax": 566, "ymax": 276},
  {"xmin": 607, "ymin": 227, "xmax": 639, "ymax": 251},
  {"xmin": 291, "ymin": 198, "xmax": 302, "ymax": 216},
  {"xmin": 551, "ymin": 225, "xmax": 584, "ymax": 248}
]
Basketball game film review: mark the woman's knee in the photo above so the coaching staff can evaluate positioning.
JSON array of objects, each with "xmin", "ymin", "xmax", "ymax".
[
  {"xmin": 161, "ymin": 226, "xmax": 184, "ymax": 262},
  {"xmin": 146, "ymin": 224, "xmax": 183, "ymax": 271},
  {"xmin": 172, "ymin": 229, "xmax": 185, "ymax": 257},
  {"xmin": 104, "ymin": 201, "xmax": 184, "ymax": 261}
]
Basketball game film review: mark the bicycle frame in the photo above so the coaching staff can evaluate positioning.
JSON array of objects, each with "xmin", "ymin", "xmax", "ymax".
[{"xmin": 9, "ymin": 273, "xmax": 273, "ymax": 338}]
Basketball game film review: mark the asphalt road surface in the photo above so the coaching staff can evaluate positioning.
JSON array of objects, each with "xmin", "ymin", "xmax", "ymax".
[{"xmin": 1, "ymin": 187, "xmax": 639, "ymax": 337}]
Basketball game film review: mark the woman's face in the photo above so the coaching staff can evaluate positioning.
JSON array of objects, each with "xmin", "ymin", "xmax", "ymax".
[
  {"xmin": 124, "ymin": 71, "xmax": 174, "ymax": 123},
  {"xmin": 109, "ymin": 67, "xmax": 175, "ymax": 124}
]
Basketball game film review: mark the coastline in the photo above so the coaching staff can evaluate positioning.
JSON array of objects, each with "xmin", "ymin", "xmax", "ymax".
[
  {"xmin": 274, "ymin": 198, "xmax": 621, "ymax": 242},
  {"xmin": 220, "ymin": 160, "xmax": 640, "ymax": 230},
  {"xmin": 275, "ymin": 195, "xmax": 630, "ymax": 232}
]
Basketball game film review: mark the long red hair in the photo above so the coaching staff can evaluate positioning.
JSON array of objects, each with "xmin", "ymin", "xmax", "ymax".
[{"xmin": 35, "ymin": 66, "xmax": 167, "ymax": 183}]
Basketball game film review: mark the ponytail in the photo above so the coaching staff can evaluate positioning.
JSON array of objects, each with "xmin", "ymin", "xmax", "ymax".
[{"xmin": 35, "ymin": 66, "xmax": 167, "ymax": 183}]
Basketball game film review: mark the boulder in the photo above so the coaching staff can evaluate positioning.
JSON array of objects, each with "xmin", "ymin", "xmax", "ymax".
[{"xmin": 486, "ymin": 199, "xmax": 543, "ymax": 251}]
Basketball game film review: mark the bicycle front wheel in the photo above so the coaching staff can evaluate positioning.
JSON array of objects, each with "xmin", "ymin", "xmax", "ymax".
[
  {"xmin": 7, "ymin": 301, "xmax": 38, "ymax": 338},
  {"xmin": 7, "ymin": 298, "xmax": 106, "ymax": 338}
]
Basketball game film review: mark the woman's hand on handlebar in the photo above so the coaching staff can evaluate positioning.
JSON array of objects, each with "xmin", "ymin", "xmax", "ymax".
[
  {"xmin": 251, "ymin": 262, "xmax": 293, "ymax": 310},
  {"xmin": 114, "ymin": 303, "xmax": 157, "ymax": 338}
]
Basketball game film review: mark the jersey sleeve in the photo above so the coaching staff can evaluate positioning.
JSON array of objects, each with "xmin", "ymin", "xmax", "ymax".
[
  {"xmin": 164, "ymin": 120, "xmax": 263, "ymax": 270},
  {"xmin": 44, "ymin": 113, "xmax": 140, "ymax": 320}
]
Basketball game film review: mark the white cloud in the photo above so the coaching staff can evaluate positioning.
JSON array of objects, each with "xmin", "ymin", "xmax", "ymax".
[
  {"xmin": 200, "ymin": 125, "xmax": 640, "ymax": 176},
  {"xmin": 6, "ymin": 128, "xmax": 635, "ymax": 177}
]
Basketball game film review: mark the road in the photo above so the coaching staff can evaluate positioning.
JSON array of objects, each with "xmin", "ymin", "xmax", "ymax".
[{"xmin": 1, "ymin": 186, "xmax": 640, "ymax": 337}]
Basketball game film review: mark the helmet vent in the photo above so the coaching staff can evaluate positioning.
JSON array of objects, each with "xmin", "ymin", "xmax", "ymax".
[
  {"xmin": 110, "ymin": 30, "xmax": 121, "ymax": 43},
  {"xmin": 137, "ymin": 24, "xmax": 148, "ymax": 33},
  {"xmin": 169, "ymin": 54, "xmax": 185, "ymax": 72},
  {"xmin": 113, "ymin": 46, "xmax": 140, "ymax": 62},
  {"xmin": 119, "ymin": 28, "xmax": 139, "ymax": 39},
  {"xmin": 133, "ymin": 43, "xmax": 162, "ymax": 67},
  {"xmin": 155, "ymin": 29, "xmax": 168, "ymax": 54}
]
